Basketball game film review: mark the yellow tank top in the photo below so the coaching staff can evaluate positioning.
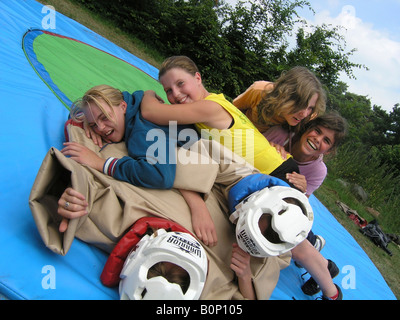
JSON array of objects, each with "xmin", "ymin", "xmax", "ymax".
[
  {"xmin": 233, "ymin": 81, "xmax": 275, "ymax": 132},
  {"xmin": 195, "ymin": 93, "xmax": 290, "ymax": 174}
]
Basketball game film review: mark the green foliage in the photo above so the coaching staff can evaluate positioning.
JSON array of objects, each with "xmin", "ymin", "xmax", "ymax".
[
  {"xmin": 387, "ymin": 104, "xmax": 400, "ymax": 145},
  {"xmin": 326, "ymin": 84, "xmax": 400, "ymax": 233},
  {"xmin": 218, "ymin": 0, "xmax": 312, "ymax": 96},
  {"xmin": 326, "ymin": 143, "xmax": 400, "ymax": 232},
  {"xmin": 286, "ymin": 25, "xmax": 367, "ymax": 86},
  {"xmin": 71, "ymin": 0, "xmax": 365, "ymax": 99}
]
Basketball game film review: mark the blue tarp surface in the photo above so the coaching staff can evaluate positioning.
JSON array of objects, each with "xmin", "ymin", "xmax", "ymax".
[{"xmin": 0, "ymin": 0, "xmax": 396, "ymax": 300}]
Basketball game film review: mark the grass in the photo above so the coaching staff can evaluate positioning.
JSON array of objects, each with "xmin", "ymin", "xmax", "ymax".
[
  {"xmin": 38, "ymin": 0, "xmax": 164, "ymax": 68},
  {"xmin": 37, "ymin": 0, "xmax": 399, "ymax": 300}
]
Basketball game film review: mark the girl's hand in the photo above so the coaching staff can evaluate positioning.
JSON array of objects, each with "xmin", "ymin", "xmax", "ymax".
[
  {"xmin": 270, "ymin": 142, "xmax": 289, "ymax": 159},
  {"xmin": 230, "ymin": 243, "xmax": 252, "ymax": 279},
  {"xmin": 180, "ymin": 189, "xmax": 218, "ymax": 247},
  {"xmin": 143, "ymin": 90, "xmax": 165, "ymax": 103},
  {"xmin": 83, "ymin": 121, "xmax": 106, "ymax": 147},
  {"xmin": 57, "ymin": 188, "xmax": 88, "ymax": 232},
  {"xmin": 286, "ymin": 172, "xmax": 308, "ymax": 195},
  {"xmin": 231, "ymin": 243, "xmax": 256, "ymax": 300},
  {"xmin": 61, "ymin": 142, "xmax": 105, "ymax": 172}
]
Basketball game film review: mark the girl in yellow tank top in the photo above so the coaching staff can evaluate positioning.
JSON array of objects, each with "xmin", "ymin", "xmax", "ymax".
[
  {"xmin": 197, "ymin": 93, "xmax": 290, "ymax": 174},
  {"xmin": 140, "ymin": 56, "xmax": 291, "ymax": 175}
]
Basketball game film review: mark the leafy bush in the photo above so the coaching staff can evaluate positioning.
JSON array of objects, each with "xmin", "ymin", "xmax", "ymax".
[{"xmin": 71, "ymin": 0, "xmax": 363, "ymax": 98}]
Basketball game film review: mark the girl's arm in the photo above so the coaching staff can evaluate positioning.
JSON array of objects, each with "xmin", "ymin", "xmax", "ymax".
[
  {"xmin": 141, "ymin": 91, "xmax": 231, "ymax": 129},
  {"xmin": 230, "ymin": 243, "xmax": 256, "ymax": 300},
  {"xmin": 179, "ymin": 189, "xmax": 217, "ymax": 247}
]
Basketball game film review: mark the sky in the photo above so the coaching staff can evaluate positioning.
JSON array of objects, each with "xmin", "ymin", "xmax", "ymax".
[{"xmin": 225, "ymin": 0, "xmax": 400, "ymax": 112}]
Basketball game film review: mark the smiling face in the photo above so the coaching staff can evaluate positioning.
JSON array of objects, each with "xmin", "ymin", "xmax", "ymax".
[
  {"xmin": 284, "ymin": 93, "xmax": 319, "ymax": 127},
  {"xmin": 85, "ymin": 99, "xmax": 127, "ymax": 143},
  {"xmin": 297, "ymin": 125, "xmax": 336, "ymax": 160},
  {"xmin": 160, "ymin": 68, "xmax": 205, "ymax": 104}
]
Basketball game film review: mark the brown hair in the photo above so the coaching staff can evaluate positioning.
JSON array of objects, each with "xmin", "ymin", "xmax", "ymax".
[
  {"xmin": 147, "ymin": 262, "xmax": 190, "ymax": 294},
  {"xmin": 299, "ymin": 110, "xmax": 348, "ymax": 153},
  {"xmin": 257, "ymin": 67, "xmax": 326, "ymax": 130},
  {"xmin": 158, "ymin": 55, "xmax": 200, "ymax": 80}
]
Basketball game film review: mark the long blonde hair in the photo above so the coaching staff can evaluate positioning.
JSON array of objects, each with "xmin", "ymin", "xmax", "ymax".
[
  {"xmin": 70, "ymin": 84, "xmax": 124, "ymax": 125},
  {"xmin": 258, "ymin": 67, "xmax": 326, "ymax": 130}
]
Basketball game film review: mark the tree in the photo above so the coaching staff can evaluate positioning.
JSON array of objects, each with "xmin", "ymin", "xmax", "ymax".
[
  {"xmin": 286, "ymin": 24, "xmax": 367, "ymax": 88},
  {"xmin": 388, "ymin": 104, "xmax": 400, "ymax": 145},
  {"xmin": 369, "ymin": 105, "xmax": 393, "ymax": 146},
  {"xmin": 218, "ymin": 0, "xmax": 313, "ymax": 96},
  {"xmin": 72, "ymin": 0, "xmax": 367, "ymax": 101}
]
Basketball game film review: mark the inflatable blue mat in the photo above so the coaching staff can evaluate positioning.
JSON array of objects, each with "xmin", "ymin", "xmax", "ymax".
[{"xmin": 0, "ymin": 0, "xmax": 396, "ymax": 300}]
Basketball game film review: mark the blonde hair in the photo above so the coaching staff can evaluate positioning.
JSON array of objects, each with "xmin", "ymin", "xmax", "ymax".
[
  {"xmin": 158, "ymin": 55, "xmax": 200, "ymax": 80},
  {"xmin": 70, "ymin": 84, "xmax": 124, "ymax": 125},
  {"xmin": 257, "ymin": 67, "xmax": 326, "ymax": 130}
]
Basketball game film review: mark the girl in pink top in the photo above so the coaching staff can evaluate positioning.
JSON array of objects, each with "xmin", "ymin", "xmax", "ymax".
[{"xmin": 264, "ymin": 111, "xmax": 348, "ymax": 196}]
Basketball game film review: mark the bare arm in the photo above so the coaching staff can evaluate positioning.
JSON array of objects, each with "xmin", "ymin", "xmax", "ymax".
[
  {"xmin": 179, "ymin": 189, "xmax": 217, "ymax": 247},
  {"xmin": 141, "ymin": 90, "xmax": 231, "ymax": 129}
]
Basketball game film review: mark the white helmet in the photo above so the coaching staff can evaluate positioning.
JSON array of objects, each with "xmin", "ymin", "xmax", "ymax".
[
  {"xmin": 119, "ymin": 229, "xmax": 208, "ymax": 300},
  {"xmin": 229, "ymin": 186, "xmax": 313, "ymax": 257}
]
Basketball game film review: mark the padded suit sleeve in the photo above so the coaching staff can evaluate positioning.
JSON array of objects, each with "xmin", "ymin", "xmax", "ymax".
[{"xmin": 228, "ymin": 173, "xmax": 289, "ymax": 212}]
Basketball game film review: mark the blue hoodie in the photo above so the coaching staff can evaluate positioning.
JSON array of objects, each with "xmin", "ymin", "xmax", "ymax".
[{"xmin": 103, "ymin": 90, "xmax": 198, "ymax": 189}]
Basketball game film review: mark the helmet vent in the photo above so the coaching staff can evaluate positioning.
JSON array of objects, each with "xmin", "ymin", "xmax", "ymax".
[{"xmin": 283, "ymin": 197, "xmax": 307, "ymax": 216}]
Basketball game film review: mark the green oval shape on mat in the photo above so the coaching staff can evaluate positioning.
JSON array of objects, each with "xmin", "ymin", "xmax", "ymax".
[{"xmin": 32, "ymin": 31, "xmax": 166, "ymax": 108}]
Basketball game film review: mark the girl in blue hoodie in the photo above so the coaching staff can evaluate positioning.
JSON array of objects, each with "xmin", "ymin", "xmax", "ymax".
[
  {"xmin": 62, "ymin": 84, "xmax": 197, "ymax": 189},
  {"xmin": 61, "ymin": 85, "xmax": 218, "ymax": 247}
]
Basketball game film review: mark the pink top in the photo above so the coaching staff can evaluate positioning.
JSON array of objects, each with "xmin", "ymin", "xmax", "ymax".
[{"xmin": 264, "ymin": 126, "xmax": 327, "ymax": 196}]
